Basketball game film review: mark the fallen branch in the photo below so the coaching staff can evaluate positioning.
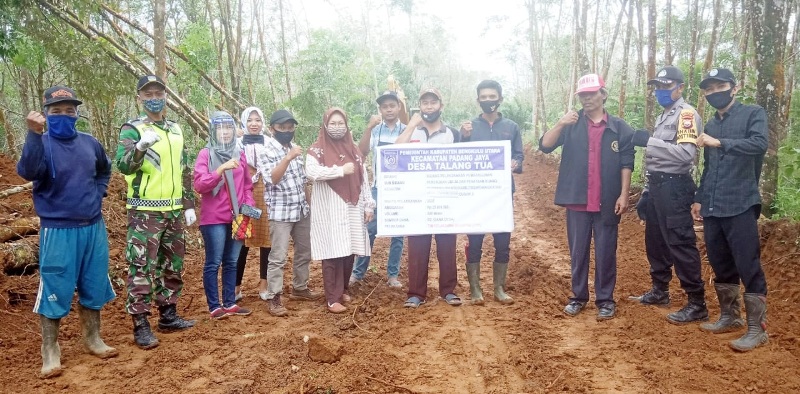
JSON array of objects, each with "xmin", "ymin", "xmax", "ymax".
[
  {"xmin": 366, "ymin": 375, "xmax": 416, "ymax": 394},
  {"xmin": 350, "ymin": 282, "xmax": 380, "ymax": 333},
  {"xmin": 0, "ymin": 217, "xmax": 40, "ymax": 242},
  {"xmin": 0, "ymin": 238, "xmax": 39, "ymax": 274},
  {"xmin": 546, "ymin": 370, "xmax": 565, "ymax": 389},
  {"xmin": 0, "ymin": 182, "xmax": 32, "ymax": 199}
]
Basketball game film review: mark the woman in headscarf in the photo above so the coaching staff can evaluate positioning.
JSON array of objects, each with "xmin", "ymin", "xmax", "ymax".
[
  {"xmin": 194, "ymin": 111, "xmax": 255, "ymax": 319},
  {"xmin": 306, "ymin": 108, "xmax": 375, "ymax": 313},
  {"xmin": 234, "ymin": 106, "xmax": 272, "ymax": 301}
]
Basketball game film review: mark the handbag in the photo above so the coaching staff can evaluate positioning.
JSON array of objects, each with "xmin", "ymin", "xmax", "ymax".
[{"xmin": 221, "ymin": 167, "xmax": 253, "ymax": 240}]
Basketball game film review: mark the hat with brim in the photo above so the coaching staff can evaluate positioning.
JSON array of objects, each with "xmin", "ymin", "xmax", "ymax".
[
  {"xmin": 418, "ymin": 87, "xmax": 443, "ymax": 103},
  {"xmin": 42, "ymin": 86, "xmax": 83, "ymax": 107},
  {"xmin": 137, "ymin": 74, "xmax": 166, "ymax": 91},
  {"xmin": 376, "ymin": 91, "xmax": 400, "ymax": 105},
  {"xmin": 269, "ymin": 109, "xmax": 298, "ymax": 125},
  {"xmin": 648, "ymin": 66, "xmax": 685, "ymax": 85},
  {"xmin": 699, "ymin": 68, "xmax": 737, "ymax": 89},
  {"xmin": 575, "ymin": 74, "xmax": 605, "ymax": 94}
]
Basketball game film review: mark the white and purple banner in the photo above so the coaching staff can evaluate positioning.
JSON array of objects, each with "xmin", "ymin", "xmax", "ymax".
[{"xmin": 375, "ymin": 140, "xmax": 514, "ymax": 236}]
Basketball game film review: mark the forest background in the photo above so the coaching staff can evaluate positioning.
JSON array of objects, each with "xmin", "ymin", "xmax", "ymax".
[{"xmin": 0, "ymin": 0, "xmax": 798, "ymax": 218}]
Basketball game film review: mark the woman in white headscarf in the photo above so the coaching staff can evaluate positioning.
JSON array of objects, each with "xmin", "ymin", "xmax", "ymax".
[{"xmin": 234, "ymin": 106, "xmax": 273, "ymax": 301}]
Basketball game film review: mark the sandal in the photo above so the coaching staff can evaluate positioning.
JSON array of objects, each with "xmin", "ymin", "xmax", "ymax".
[
  {"xmin": 403, "ymin": 296, "xmax": 425, "ymax": 308},
  {"xmin": 444, "ymin": 293, "xmax": 462, "ymax": 306}
]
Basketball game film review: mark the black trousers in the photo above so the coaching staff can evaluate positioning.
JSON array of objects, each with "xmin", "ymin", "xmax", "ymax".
[
  {"xmin": 466, "ymin": 233, "xmax": 511, "ymax": 264},
  {"xmin": 566, "ymin": 210, "xmax": 618, "ymax": 306},
  {"xmin": 703, "ymin": 206, "xmax": 767, "ymax": 295},
  {"xmin": 236, "ymin": 246, "xmax": 271, "ymax": 286},
  {"xmin": 644, "ymin": 174, "xmax": 704, "ymax": 294}
]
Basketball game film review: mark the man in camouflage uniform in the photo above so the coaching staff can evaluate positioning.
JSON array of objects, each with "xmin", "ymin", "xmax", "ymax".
[
  {"xmin": 630, "ymin": 66, "xmax": 708, "ymax": 324},
  {"xmin": 115, "ymin": 75, "xmax": 196, "ymax": 349}
]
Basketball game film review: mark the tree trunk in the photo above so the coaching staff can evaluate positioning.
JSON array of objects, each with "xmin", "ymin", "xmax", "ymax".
[
  {"xmin": 255, "ymin": 0, "xmax": 278, "ymax": 107},
  {"xmin": 645, "ymin": 0, "xmax": 657, "ymax": 131},
  {"xmin": 753, "ymin": 0, "xmax": 789, "ymax": 216},
  {"xmin": 665, "ymin": 0, "xmax": 673, "ymax": 64},
  {"xmin": 0, "ymin": 182, "xmax": 32, "ymax": 199},
  {"xmin": 737, "ymin": 0, "xmax": 751, "ymax": 86},
  {"xmin": 618, "ymin": 0, "xmax": 634, "ymax": 117},
  {"xmin": 278, "ymin": 0, "xmax": 293, "ymax": 100},
  {"xmin": 0, "ymin": 238, "xmax": 38, "ymax": 275},
  {"xmin": 635, "ymin": 0, "xmax": 645, "ymax": 86},
  {"xmin": 601, "ymin": 0, "xmax": 629, "ymax": 80},
  {"xmin": 0, "ymin": 105, "xmax": 17, "ymax": 160},
  {"xmin": 781, "ymin": 0, "xmax": 799, "ymax": 120},
  {"xmin": 697, "ymin": 0, "xmax": 721, "ymax": 113},
  {"xmin": 687, "ymin": 0, "xmax": 700, "ymax": 102},
  {"xmin": 153, "ymin": 0, "xmax": 167, "ymax": 79},
  {"xmin": 0, "ymin": 217, "xmax": 40, "ymax": 243}
]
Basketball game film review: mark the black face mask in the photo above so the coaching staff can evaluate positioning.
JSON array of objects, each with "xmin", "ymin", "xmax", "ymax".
[
  {"xmin": 705, "ymin": 89, "xmax": 734, "ymax": 110},
  {"xmin": 242, "ymin": 134, "xmax": 264, "ymax": 146},
  {"xmin": 274, "ymin": 131, "xmax": 294, "ymax": 146},
  {"xmin": 479, "ymin": 99, "xmax": 501, "ymax": 114},
  {"xmin": 421, "ymin": 110, "xmax": 441, "ymax": 123}
]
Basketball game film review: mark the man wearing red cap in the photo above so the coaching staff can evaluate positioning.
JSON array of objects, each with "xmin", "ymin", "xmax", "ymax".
[
  {"xmin": 539, "ymin": 73, "xmax": 636, "ymax": 320},
  {"xmin": 18, "ymin": 86, "xmax": 118, "ymax": 378}
]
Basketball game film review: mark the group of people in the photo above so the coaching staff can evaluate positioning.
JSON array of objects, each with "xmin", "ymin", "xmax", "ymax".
[
  {"xmin": 18, "ymin": 74, "xmax": 524, "ymax": 378},
  {"xmin": 540, "ymin": 66, "xmax": 769, "ymax": 353},
  {"xmin": 17, "ymin": 64, "xmax": 770, "ymax": 379}
]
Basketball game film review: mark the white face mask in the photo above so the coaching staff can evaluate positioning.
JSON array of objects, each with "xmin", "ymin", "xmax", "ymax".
[{"xmin": 326, "ymin": 126, "xmax": 347, "ymax": 139}]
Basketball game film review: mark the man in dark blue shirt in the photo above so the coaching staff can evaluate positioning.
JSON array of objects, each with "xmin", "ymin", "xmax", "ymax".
[
  {"xmin": 692, "ymin": 68, "xmax": 769, "ymax": 352},
  {"xmin": 17, "ymin": 86, "xmax": 117, "ymax": 378},
  {"xmin": 459, "ymin": 80, "xmax": 523, "ymax": 305}
]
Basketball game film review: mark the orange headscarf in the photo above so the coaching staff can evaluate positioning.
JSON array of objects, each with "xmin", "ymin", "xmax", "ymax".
[{"xmin": 307, "ymin": 107, "xmax": 365, "ymax": 204}]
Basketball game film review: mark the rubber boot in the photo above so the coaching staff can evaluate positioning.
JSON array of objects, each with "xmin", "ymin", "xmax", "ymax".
[
  {"xmin": 132, "ymin": 314, "xmax": 159, "ymax": 350},
  {"xmin": 729, "ymin": 293, "xmax": 768, "ymax": 352},
  {"xmin": 492, "ymin": 263, "xmax": 514, "ymax": 305},
  {"xmin": 39, "ymin": 316, "xmax": 62, "ymax": 379},
  {"xmin": 157, "ymin": 304, "xmax": 196, "ymax": 332},
  {"xmin": 466, "ymin": 263, "xmax": 484, "ymax": 305},
  {"xmin": 78, "ymin": 305, "xmax": 119, "ymax": 359},
  {"xmin": 666, "ymin": 291, "xmax": 708, "ymax": 324},
  {"xmin": 700, "ymin": 283, "xmax": 745, "ymax": 334}
]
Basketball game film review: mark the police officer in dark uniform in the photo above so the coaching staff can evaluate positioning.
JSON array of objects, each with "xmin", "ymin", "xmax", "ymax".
[{"xmin": 630, "ymin": 66, "xmax": 708, "ymax": 324}]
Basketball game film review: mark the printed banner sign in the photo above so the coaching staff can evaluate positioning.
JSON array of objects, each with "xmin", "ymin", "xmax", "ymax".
[{"xmin": 375, "ymin": 141, "xmax": 514, "ymax": 236}]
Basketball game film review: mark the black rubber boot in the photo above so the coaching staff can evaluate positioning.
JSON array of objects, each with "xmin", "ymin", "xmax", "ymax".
[
  {"xmin": 132, "ymin": 314, "xmax": 159, "ymax": 350},
  {"xmin": 700, "ymin": 283, "xmax": 745, "ymax": 334},
  {"xmin": 629, "ymin": 286, "xmax": 670, "ymax": 305},
  {"xmin": 40, "ymin": 316, "xmax": 62, "ymax": 379},
  {"xmin": 157, "ymin": 304, "xmax": 196, "ymax": 332},
  {"xmin": 729, "ymin": 293, "xmax": 768, "ymax": 352},
  {"xmin": 466, "ymin": 263, "xmax": 484, "ymax": 305},
  {"xmin": 666, "ymin": 292, "xmax": 708, "ymax": 324}
]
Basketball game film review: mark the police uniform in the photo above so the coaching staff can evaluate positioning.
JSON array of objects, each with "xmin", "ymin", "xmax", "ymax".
[{"xmin": 636, "ymin": 66, "xmax": 707, "ymax": 323}]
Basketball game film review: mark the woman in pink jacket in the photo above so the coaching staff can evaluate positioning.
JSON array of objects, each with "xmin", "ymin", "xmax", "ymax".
[{"xmin": 194, "ymin": 111, "xmax": 256, "ymax": 319}]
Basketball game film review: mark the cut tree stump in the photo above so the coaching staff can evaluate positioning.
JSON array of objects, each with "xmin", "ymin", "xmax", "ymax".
[
  {"xmin": 1, "ymin": 237, "xmax": 39, "ymax": 274},
  {"xmin": 0, "ymin": 182, "xmax": 33, "ymax": 199},
  {"xmin": 0, "ymin": 217, "xmax": 40, "ymax": 242}
]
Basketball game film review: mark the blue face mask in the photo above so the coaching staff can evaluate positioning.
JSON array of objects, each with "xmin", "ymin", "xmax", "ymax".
[
  {"xmin": 654, "ymin": 85, "xmax": 680, "ymax": 108},
  {"xmin": 143, "ymin": 98, "xmax": 166, "ymax": 113},
  {"xmin": 46, "ymin": 114, "xmax": 78, "ymax": 139}
]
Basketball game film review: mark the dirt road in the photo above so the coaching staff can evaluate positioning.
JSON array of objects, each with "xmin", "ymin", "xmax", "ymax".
[{"xmin": 1, "ymin": 150, "xmax": 799, "ymax": 393}]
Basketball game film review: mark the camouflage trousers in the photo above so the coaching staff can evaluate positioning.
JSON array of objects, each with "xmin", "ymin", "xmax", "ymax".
[{"xmin": 125, "ymin": 210, "xmax": 186, "ymax": 315}]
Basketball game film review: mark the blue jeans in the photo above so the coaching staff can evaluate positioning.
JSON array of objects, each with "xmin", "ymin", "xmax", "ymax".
[
  {"xmin": 352, "ymin": 187, "xmax": 403, "ymax": 279},
  {"xmin": 200, "ymin": 223, "xmax": 243, "ymax": 311}
]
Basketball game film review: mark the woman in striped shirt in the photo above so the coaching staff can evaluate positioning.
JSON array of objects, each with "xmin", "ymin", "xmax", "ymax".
[{"xmin": 306, "ymin": 108, "xmax": 375, "ymax": 313}]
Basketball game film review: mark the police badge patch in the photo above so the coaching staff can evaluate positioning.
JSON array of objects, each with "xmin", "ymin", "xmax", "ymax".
[
  {"xmin": 383, "ymin": 150, "xmax": 399, "ymax": 170},
  {"xmin": 677, "ymin": 109, "xmax": 698, "ymax": 145}
]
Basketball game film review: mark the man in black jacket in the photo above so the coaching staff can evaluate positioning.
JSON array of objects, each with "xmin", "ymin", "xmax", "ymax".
[{"xmin": 539, "ymin": 73, "xmax": 635, "ymax": 320}]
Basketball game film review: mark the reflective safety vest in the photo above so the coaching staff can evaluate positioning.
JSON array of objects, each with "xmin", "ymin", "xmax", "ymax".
[{"xmin": 124, "ymin": 118, "xmax": 185, "ymax": 211}]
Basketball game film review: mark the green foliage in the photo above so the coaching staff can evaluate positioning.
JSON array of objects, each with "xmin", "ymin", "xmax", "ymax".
[{"xmin": 501, "ymin": 96, "xmax": 532, "ymax": 131}]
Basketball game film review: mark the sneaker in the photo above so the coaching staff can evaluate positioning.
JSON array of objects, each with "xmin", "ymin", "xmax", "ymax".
[
  {"xmin": 563, "ymin": 301, "xmax": 587, "ymax": 317},
  {"xmin": 327, "ymin": 302, "xmax": 347, "ymax": 314},
  {"xmin": 258, "ymin": 291, "xmax": 269, "ymax": 301},
  {"xmin": 629, "ymin": 288, "xmax": 670, "ymax": 305},
  {"xmin": 387, "ymin": 277, "xmax": 402, "ymax": 288},
  {"xmin": 289, "ymin": 288, "xmax": 323, "ymax": 301},
  {"xmin": 348, "ymin": 275, "xmax": 361, "ymax": 287},
  {"xmin": 223, "ymin": 304, "xmax": 252, "ymax": 316},
  {"xmin": 210, "ymin": 307, "xmax": 228, "ymax": 320},
  {"xmin": 268, "ymin": 295, "xmax": 288, "ymax": 317},
  {"xmin": 597, "ymin": 302, "xmax": 617, "ymax": 321}
]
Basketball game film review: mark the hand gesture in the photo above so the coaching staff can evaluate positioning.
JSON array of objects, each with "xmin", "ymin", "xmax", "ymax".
[
  {"xmin": 136, "ymin": 129, "xmax": 162, "ymax": 151},
  {"xmin": 460, "ymin": 121, "xmax": 473, "ymax": 138},
  {"xmin": 287, "ymin": 145, "xmax": 303, "ymax": 160},
  {"xmin": 342, "ymin": 162, "xmax": 355, "ymax": 175},
  {"xmin": 557, "ymin": 110, "xmax": 579, "ymax": 127},
  {"xmin": 26, "ymin": 111, "xmax": 45, "ymax": 134},
  {"xmin": 407, "ymin": 112, "xmax": 423, "ymax": 128},
  {"xmin": 367, "ymin": 115, "xmax": 382, "ymax": 129},
  {"xmin": 696, "ymin": 133, "xmax": 721, "ymax": 148},
  {"xmin": 691, "ymin": 203, "xmax": 703, "ymax": 222},
  {"xmin": 217, "ymin": 158, "xmax": 239, "ymax": 174}
]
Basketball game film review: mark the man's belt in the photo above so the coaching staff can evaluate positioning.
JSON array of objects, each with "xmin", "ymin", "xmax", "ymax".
[
  {"xmin": 127, "ymin": 197, "xmax": 182, "ymax": 207},
  {"xmin": 647, "ymin": 172, "xmax": 692, "ymax": 183}
]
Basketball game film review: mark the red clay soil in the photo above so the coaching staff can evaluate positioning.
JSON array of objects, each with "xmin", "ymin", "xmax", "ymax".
[{"xmin": 0, "ymin": 149, "xmax": 798, "ymax": 393}]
